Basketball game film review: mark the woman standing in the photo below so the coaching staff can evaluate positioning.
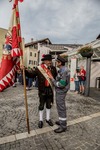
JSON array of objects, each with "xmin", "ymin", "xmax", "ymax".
[{"xmin": 73, "ymin": 69, "xmax": 80, "ymax": 94}]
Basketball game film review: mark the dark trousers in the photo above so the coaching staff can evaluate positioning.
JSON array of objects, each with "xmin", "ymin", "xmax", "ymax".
[
  {"xmin": 28, "ymin": 78, "xmax": 33, "ymax": 87},
  {"xmin": 39, "ymin": 87, "xmax": 53, "ymax": 110}
]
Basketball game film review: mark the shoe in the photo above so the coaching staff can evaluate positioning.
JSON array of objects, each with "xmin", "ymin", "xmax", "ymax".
[
  {"xmin": 75, "ymin": 91, "xmax": 78, "ymax": 94},
  {"xmin": 38, "ymin": 121, "xmax": 43, "ymax": 128},
  {"xmin": 46, "ymin": 119, "xmax": 53, "ymax": 126},
  {"xmin": 55, "ymin": 121, "xmax": 60, "ymax": 125},
  {"xmin": 13, "ymin": 84, "xmax": 16, "ymax": 87},
  {"xmin": 26, "ymin": 87, "xmax": 29, "ymax": 90},
  {"xmin": 54, "ymin": 127, "xmax": 67, "ymax": 133}
]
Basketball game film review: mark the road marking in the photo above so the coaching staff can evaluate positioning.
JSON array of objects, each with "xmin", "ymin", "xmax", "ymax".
[{"xmin": 0, "ymin": 112, "xmax": 100, "ymax": 145}]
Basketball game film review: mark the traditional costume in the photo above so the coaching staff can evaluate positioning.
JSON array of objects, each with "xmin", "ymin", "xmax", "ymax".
[{"xmin": 25, "ymin": 54, "xmax": 57, "ymax": 128}]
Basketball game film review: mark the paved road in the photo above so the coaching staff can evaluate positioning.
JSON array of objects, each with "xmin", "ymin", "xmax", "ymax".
[{"xmin": 0, "ymin": 84, "xmax": 100, "ymax": 150}]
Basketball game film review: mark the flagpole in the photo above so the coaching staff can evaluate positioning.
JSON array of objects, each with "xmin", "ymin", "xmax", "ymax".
[
  {"xmin": 21, "ymin": 39, "xmax": 30, "ymax": 134},
  {"xmin": 10, "ymin": 0, "xmax": 30, "ymax": 134},
  {"xmin": 16, "ymin": 0, "xmax": 30, "ymax": 134}
]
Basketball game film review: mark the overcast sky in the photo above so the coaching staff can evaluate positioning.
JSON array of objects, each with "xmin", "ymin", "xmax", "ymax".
[{"xmin": 0, "ymin": 0, "xmax": 100, "ymax": 44}]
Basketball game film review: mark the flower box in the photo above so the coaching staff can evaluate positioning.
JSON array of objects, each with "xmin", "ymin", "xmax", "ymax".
[{"xmin": 78, "ymin": 46, "xmax": 93, "ymax": 58}]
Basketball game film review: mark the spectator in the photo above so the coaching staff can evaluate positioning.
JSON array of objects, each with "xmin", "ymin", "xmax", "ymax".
[
  {"xmin": 79, "ymin": 66, "xmax": 86, "ymax": 95},
  {"xmin": 73, "ymin": 69, "xmax": 80, "ymax": 94}
]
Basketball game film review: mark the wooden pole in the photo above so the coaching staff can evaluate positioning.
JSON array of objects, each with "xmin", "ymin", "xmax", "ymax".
[
  {"xmin": 21, "ymin": 39, "xmax": 30, "ymax": 134},
  {"xmin": 11, "ymin": 0, "xmax": 30, "ymax": 133}
]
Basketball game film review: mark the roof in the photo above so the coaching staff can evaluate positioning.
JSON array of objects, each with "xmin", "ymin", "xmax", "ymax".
[
  {"xmin": 68, "ymin": 39, "xmax": 100, "ymax": 59},
  {"xmin": 91, "ymin": 58, "xmax": 100, "ymax": 61},
  {"xmin": 0, "ymin": 27, "xmax": 7, "ymax": 31},
  {"xmin": 46, "ymin": 44, "xmax": 82, "ymax": 50},
  {"xmin": 96, "ymin": 34, "xmax": 100, "ymax": 39},
  {"xmin": 25, "ymin": 38, "xmax": 52, "ymax": 47}
]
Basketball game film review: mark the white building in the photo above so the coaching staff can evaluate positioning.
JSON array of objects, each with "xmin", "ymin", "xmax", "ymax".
[
  {"xmin": 24, "ymin": 38, "xmax": 51, "ymax": 68},
  {"xmin": 67, "ymin": 37, "xmax": 100, "ymax": 88},
  {"xmin": 25, "ymin": 38, "xmax": 81, "ymax": 68}
]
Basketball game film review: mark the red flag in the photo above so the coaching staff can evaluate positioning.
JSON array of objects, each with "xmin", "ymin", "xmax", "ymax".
[
  {"xmin": 0, "ymin": 0, "xmax": 23, "ymax": 92},
  {"xmin": 19, "ymin": 0, "xmax": 24, "ymax": 2},
  {"xmin": 10, "ymin": 3, "xmax": 22, "ymax": 57},
  {"xmin": 0, "ymin": 55, "xmax": 16, "ymax": 92}
]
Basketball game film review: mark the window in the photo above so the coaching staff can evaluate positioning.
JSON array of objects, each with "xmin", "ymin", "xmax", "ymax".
[
  {"xmin": 34, "ymin": 53, "xmax": 36, "ymax": 57},
  {"xmin": 2, "ymin": 44, "xmax": 4, "ymax": 49},
  {"xmin": 34, "ymin": 44, "xmax": 37, "ymax": 49},
  {"xmin": 29, "ymin": 45, "xmax": 33, "ymax": 48},
  {"xmin": 29, "ymin": 60, "xmax": 33, "ymax": 64},
  {"xmin": 34, "ymin": 61, "xmax": 37, "ymax": 65},
  {"xmin": 30, "ymin": 52, "xmax": 32, "ymax": 56}
]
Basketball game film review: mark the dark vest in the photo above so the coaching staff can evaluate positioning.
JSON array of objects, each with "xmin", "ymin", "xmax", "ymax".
[{"xmin": 25, "ymin": 65, "xmax": 57, "ymax": 94}]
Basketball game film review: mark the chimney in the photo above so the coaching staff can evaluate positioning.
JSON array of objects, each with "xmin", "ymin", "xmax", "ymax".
[{"xmin": 31, "ymin": 38, "xmax": 34, "ymax": 42}]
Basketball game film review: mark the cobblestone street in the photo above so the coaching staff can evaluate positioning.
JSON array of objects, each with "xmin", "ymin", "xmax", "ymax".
[{"xmin": 0, "ymin": 84, "xmax": 100, "ymax": 150}]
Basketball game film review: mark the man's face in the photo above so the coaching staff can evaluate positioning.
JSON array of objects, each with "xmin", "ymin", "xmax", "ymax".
[
  {"xmin": 44, "ymin": 60, "xmax": 52, "ymax": 67},
  {"xmin": 56, "ymin": 60, "xmax": 61, "ymax": 68},
  {"xmin": 81, "ymin": 66, "xmax": 84, "ymax": 70}
]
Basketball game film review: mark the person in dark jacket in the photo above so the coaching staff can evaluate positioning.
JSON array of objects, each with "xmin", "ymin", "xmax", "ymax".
[{"xmin": 22, "ymin": 54, "xmax": 57, "ymax": 128}]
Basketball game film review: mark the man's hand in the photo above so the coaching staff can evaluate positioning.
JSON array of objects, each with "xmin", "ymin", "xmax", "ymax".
[
  {"xmin": 20, "ymin": 65, "xmax": 25, "ymax": 70},
  {"xmin": 49, "ymin": 75, "xmax": 54, "ymax": 80}
]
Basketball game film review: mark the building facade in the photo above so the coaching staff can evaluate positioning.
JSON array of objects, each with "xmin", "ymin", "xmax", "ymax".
[
  {"xmin": 0, "ymin": 28, "xmax": 7, "ymax": 61},
  {"xmin": 24, "ymin": 38, "xmax": 51, "ymax": 68},
  {"xmin": 25, "ymin": 38, "xmax": 81, "ymax": 68},
  {"xmin": 24, "ymin": 46, "xmax": 38, "ymax": 68}
]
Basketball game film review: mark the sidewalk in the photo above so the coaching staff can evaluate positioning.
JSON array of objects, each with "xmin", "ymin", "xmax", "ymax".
[
  {"xmin": 90, "ymin": 87, "xmax": 100, "ymax": 102},
  {"xmin": 0, "ymin": 85, "xmax": 100, "ymax": 150}
]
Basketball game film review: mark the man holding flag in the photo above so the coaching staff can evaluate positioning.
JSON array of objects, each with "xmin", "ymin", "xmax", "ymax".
[{"xmin": 21, "ymin": 54, "xmax": 57, "ymax": 128}]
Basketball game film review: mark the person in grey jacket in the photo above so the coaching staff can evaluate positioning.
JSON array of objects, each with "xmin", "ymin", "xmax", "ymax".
[{"xmin": 49, "ymin": 55, "xmax": 70, "ymax": 133}]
